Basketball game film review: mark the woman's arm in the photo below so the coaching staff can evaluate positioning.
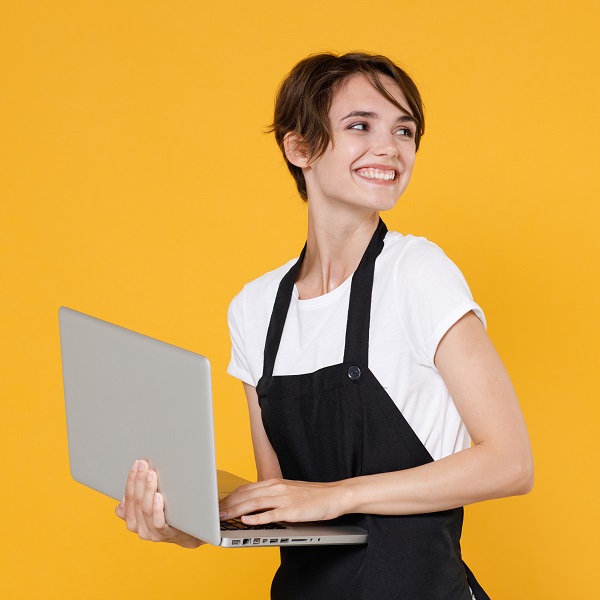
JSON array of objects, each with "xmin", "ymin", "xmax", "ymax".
[
  {"xmin": 220, "ymin": 312, "xmax": 533, "ymax": 524},
  {"xmin": 243, "ymin": 382, "xmax": 283, "ymax": 481},
  {"xmin": 335, "ymin": 311, "xmax": 533, "ymax": 515}
]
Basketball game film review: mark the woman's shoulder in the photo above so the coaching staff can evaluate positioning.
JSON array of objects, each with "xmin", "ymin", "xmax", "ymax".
[
  {"xmin": 382, "ymin": 230, "xmax": 454, "ymax": 272},
  {"xmin": 229, "ymin": 257, "xmax": 298, "ymax": 311},
  {"xmin": 380, "ymin": 230, "xmax": 476, "ymax": 307}
]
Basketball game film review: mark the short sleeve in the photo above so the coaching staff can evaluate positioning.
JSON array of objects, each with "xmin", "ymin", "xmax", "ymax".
[
  {"xmin": 396, "ymin": 240, "xmax": 485, "ymax": 368},
  {"xmin": 226, "ymin": 287, "xmax": 255, "ymax": 386}
]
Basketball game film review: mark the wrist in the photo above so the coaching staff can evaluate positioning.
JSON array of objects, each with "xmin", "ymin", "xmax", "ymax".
[{"xmin": 335, "ymin": 477, "xmax": 360, "ymax": 516}]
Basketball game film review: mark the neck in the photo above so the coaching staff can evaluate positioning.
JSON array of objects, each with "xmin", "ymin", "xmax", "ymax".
[{"xmin": 296, "ymin": 207, "xmax": 380, "ymax": 299}]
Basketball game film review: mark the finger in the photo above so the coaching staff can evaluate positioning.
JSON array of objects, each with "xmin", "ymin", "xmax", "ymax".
[
  {"xmin": 219, "ymin": 479, "xmax": 283, "ymax": 513},
  {"xmin": 220, "ymin": 479, "xmax": 291, "ymax": 510},
  {"xmin": 141, "ymin": 469, "xmax": 159, "ymax": 533},
  {"xmin": 124, "ymin": 460, "xmax": 140, "ymax": 532},
  {"xmin": 150, "ymin": 493, "xmax": 203, "ymax": 548},
  {"xmin": 221, "ymin": 493, "xmax": 281, "ymax": 521},
  {"xmin": 115, "ymin": 496, "xmax": 126, "ymax": 520},
  {"xmin": 241, "ymin": 509, "xmax": 281, "ymax": 526},
  {"xmin": 221, "ymin": 478, "xmax": 283, "ymax": 505},
  {"xmin": 238, "ymin": 478, "xmax": 284, "ymax": 493},
  {"xmin": 134, "ymin": 460, "xmax": 151, "ymax": 538},
  {"xmin": 152, "ymin": 492, "xmax": 168, "ymax": 532},
  {"xmin": 220, "ymin": 490, "xmax": 269, "ymax": 517}
]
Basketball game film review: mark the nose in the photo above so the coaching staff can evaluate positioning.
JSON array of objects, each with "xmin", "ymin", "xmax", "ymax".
[{"xmin": 372, "ymin": 133, "xmax": 399, "ymax": 158}]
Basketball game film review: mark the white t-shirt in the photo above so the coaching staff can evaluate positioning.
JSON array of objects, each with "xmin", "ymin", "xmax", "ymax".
[{"xmin": 227, "ymin": 231, "xmax": 485, "ymax": 461}]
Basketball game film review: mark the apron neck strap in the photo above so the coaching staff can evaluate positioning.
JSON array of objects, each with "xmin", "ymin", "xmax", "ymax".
[
  {"xmin": 261, "ymin": 218, "xmax": 387, "ymax": 378},
  {"xmin": 261, "ymin": 244, "xmax": 306, "ymax": 379},
  {"xmin": 343, "ymin": 218, "xmax": 387, "ymax": 364}
]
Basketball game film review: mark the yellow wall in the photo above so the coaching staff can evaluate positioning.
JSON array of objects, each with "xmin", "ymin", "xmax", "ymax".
[{"xmin": 1, "ymin": 1, "xmax": 598, "ymax": 597}]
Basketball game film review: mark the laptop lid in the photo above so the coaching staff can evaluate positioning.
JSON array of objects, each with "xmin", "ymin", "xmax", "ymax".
[
  {"xmin": 59, "ymin": 307, "xmax": 367, "ymax": 547},
  {"xmin": 59, "ymin": 306, "xmax": 222, "ymax": 545}
]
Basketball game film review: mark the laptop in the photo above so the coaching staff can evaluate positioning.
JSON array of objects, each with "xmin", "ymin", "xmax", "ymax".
[{"xmin": 59, "ymin": 307, "xmax": 367, "ymax": 548}]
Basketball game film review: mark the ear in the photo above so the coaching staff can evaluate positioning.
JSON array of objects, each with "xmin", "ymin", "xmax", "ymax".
[{"xmin": 283, "ymin": 132, "xmax": 310, "ymax": 169}]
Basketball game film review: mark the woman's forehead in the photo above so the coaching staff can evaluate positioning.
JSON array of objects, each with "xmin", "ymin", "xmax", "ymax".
[{"xmin": 330, "ymin": 73, "xmax": 412, "ymax": 118}]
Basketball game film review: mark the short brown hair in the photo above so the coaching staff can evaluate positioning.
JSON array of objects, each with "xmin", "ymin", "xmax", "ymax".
[{"xmin": 269, "ymin": 52, "xmax": 425, "ymax": 201}]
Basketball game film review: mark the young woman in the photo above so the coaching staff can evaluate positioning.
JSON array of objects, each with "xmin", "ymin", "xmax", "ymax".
[{"xmin": 116, "ymin": 52, "xmax": 533, "ymax": 599}]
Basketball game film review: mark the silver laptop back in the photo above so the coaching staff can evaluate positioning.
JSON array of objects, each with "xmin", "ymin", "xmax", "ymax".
[{"xmin": 59, "ymin": 306, "xmax": 222, "ymax": 545}]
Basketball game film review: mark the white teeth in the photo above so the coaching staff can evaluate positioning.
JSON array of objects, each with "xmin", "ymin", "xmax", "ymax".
[{"xmin": 356, "ymin": 168, "xmax": 396, "ymax": 181}]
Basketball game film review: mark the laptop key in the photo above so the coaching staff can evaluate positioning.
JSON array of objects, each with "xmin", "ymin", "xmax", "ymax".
[{"xmin": 220, "ymin": 518, "xmax": 287, "ymax": 531}]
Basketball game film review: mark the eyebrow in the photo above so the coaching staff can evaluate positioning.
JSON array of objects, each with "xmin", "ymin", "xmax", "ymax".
[{"xmin": 340, "ymin": 110, "xmax": 418, "ymax": 126}]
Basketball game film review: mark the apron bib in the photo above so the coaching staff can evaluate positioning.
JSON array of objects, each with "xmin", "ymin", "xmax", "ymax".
[{"xmin": 256, "ymin": 219, "xmax": 489, "ymax": 600}]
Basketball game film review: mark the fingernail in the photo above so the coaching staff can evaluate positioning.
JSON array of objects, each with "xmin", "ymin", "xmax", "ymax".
[
  {"xmin": 146, "ymin": 471, "xmax": 153, "ymax": 482},
  {"xmin": 154, "ymin": 493, "xmax": 160, "ymax": 504},
  {"xmin": 120, "ymin": 497, "xmax": 125, "ymax": 508},
  {"xmin": 132, "ymin": 460, "xmax": 139, "ymax": 472},
  {"xmin": 219, "ymin": 511, "xmax": 227, "ymax": 519}
]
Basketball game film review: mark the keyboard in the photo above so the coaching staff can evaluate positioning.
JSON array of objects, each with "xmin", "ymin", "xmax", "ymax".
[{"xmin": 220, "ymin": 517, "xmax": 287, "ymax": 531}]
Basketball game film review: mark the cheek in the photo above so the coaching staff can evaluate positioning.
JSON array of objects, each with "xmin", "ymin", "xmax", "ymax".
[
  {"xmin": 403, "ymin": 151, "xmax": 417, "ymax": 175},
  {"xmin": 320, "ymin": 154, "xmax": 355, "ymax": 182}
]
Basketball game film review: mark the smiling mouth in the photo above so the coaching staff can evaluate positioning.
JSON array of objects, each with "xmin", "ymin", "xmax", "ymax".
[{"xmin": 355, "ymin": 167, "xmax": 397, "ymax": 181}]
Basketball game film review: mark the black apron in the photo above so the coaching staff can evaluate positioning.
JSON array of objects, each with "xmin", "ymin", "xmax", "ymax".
[{"xmin": 256, "ymin": 219, "xmax": 490, "ymax": 600}]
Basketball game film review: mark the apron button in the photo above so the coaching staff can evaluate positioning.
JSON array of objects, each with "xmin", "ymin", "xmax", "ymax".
[{"xmin": 348, "ymin": 366, "xmax": 361, "ymax": 380}]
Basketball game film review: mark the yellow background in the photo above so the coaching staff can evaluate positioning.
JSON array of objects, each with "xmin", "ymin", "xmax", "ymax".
[{"xmin": 1, "ymin": 1, "xmax": 598, "ymax": 597}]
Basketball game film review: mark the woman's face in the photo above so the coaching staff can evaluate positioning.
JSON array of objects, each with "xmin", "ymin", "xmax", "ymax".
[{"xmin": 302, "ymin": 74, "xmax": 417, "ymax": 214}]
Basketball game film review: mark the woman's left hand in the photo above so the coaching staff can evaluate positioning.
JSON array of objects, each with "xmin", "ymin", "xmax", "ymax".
[{"xmin": 219, "ymin": 478, "xmax": 347, "ymax": 525}]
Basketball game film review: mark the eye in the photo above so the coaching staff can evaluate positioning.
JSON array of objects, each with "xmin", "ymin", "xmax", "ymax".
[
  {"xmin": 348, "ymin": 122, "xmax": 369, "ymax": 131},
  {"xmin": 395, "ymin": 127, "xmax": 415, "ymax": 138}
]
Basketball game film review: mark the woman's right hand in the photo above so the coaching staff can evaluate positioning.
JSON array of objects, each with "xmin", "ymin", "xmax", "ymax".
[{"xmin": 115, "ymin": 459, "xmax": 203, "ymax": 549}]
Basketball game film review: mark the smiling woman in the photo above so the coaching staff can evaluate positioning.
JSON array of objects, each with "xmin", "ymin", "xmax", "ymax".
[
  {"xmin": 116, "ymin": 52, "xmax": 533, "ymax": 600},
  {"xmin": 285, "ymin": 74, "xmax": 417, "ymax": 218},
  {"xmin": 268, "ymin": 52, "xmax": 424, "ymax": 202}
]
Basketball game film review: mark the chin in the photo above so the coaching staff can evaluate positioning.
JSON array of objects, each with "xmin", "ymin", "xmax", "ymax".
[
  {"xmin": 359, "ymin": 186, "xmax": 405, "ymax": 212},
  {"xmin": 365, "ymin": 195, "xmax": 401, "ymax": 212}
]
